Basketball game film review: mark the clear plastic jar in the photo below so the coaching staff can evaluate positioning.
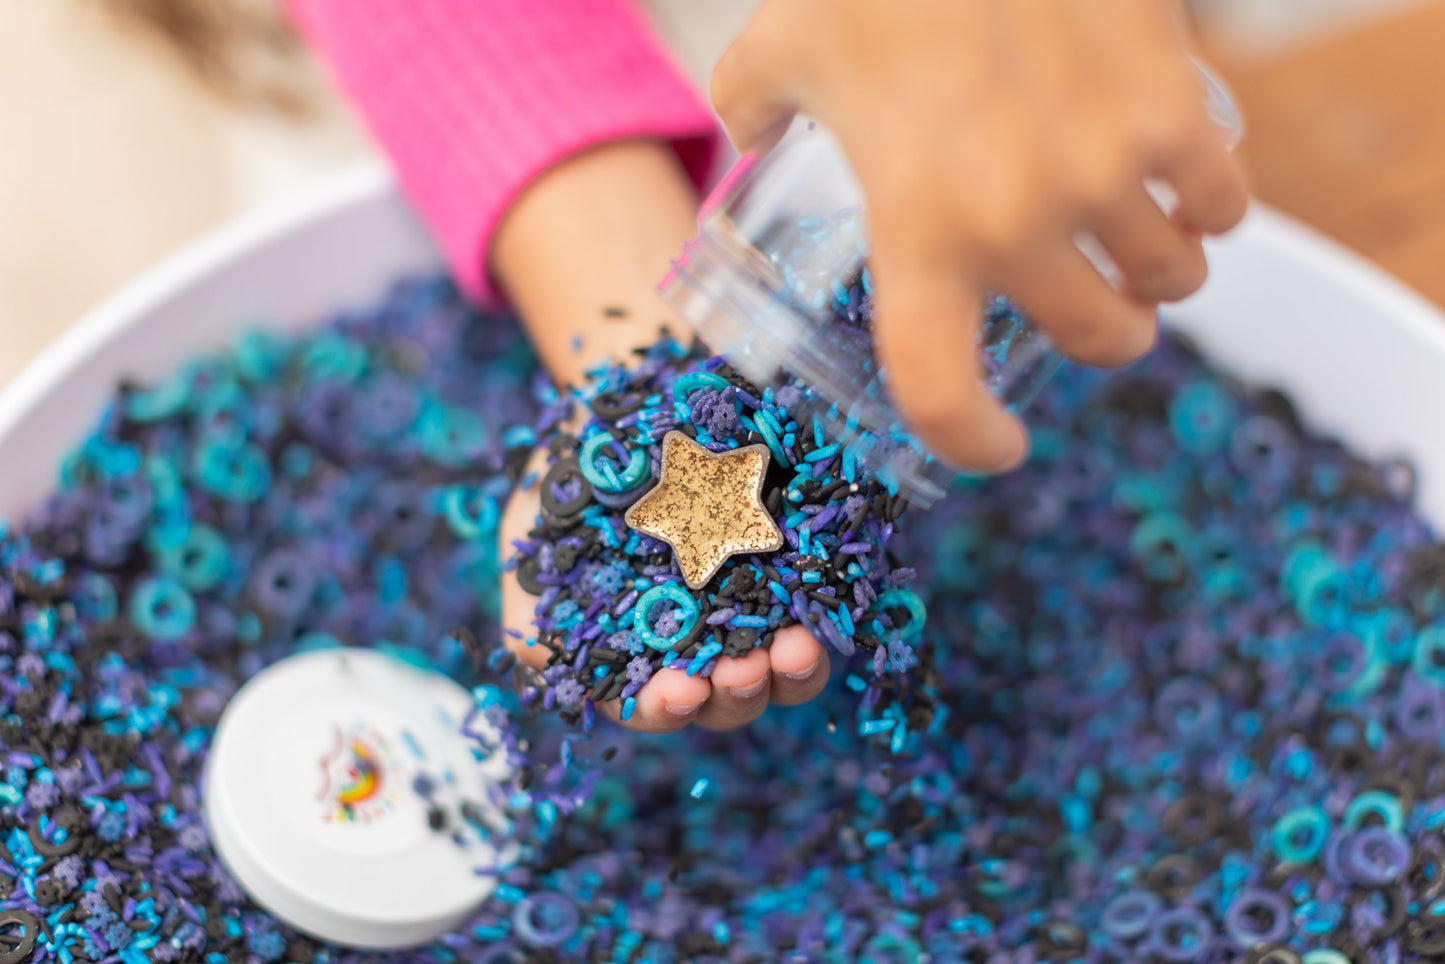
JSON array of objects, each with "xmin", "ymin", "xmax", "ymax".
[{"xmin": 661, "ymin": 61, "xmax": 1243, "ymax": 506}]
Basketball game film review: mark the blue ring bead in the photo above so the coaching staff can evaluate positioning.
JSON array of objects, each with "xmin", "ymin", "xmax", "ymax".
[
  {"xmin": 1149, "ymin": 906, "xmax": 1214, "ymax": 962},
  {"xmin": 1341, "ymin": 826, "xmax": 1411, "ymax": 886},
  {"xmin": 579, "ymin": 433, "xmax": 650, "ymax": 494},
  {"xmin": 671, "ymin": 371, "xmax": 733, "ymax": 407},
  {"xmin": 157, "ymin": 525, "xmax": 230, "ymax": 593},
  {"xmin": 632, "ymin": 584, "xmax": 701, "ymax": 652},
  {"xmin": 1272, "ymin": 806, "xmax": 1330, "ymax": 863},
  {"xmin": 1223, "ymin": 889, "xmax": 1290, "ymax": 947},
  {"xmin": 873, "ymin": 589, "xmax": 927, "ymax": 641},
  {"xmin": 440, "ymin": 485, "xmax": 499, "ymax": 541},
  {"xmin": 1101, "ymin": 890, "xmax": 1162, "ymax": 940},
  {"xmin": 129, "ymin": 576, "xmax": 197, "ymax": 641},
  {"xmin": 1344, "ymin": 790, "xmax": 1404, "ymax": 833},
  {"xmin": 1169, "ymin": 380, "xmax": 1237, "ymax": 455},
  {"xmin": 1302, "ymin": 950, "xmax": 1352, "ymax": 964},
  {"xmin": 512, "ymin": 892, "xmax": 579, "ymax": 948},
  {"xmin": 1413, "ymin": 626, "xmax": 1445, "ymax": 686}
]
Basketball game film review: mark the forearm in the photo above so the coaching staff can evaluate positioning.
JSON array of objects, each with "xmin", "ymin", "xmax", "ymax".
[
  {"xmin": 285, "ymin": 0, "xmax": 717, "ymax": 306},
  {"xmin": 491, "ymin": 139, "xmax": 700, "ymax": 387}
]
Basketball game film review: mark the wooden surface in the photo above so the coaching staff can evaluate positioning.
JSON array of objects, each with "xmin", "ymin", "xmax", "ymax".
[
  {"xmin": 0, "ymin": 1, "xmax": 366, "ymax": 389},
  {"xmin": 1203, "ymin": 0, "xmax": 1445, "ymax": 306}
]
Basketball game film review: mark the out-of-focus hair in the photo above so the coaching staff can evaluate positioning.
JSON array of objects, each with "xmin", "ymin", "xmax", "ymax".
[{"xmin": 104, "ymin": 0, "xmax": 312, "ymax": 114}]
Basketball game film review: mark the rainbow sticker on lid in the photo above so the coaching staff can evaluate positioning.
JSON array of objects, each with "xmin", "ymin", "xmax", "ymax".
[{"xmin": 316, "ymin": 722, "xmax": 396, "ymax": 824}]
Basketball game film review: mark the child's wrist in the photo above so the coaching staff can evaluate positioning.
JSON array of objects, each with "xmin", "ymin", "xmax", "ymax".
[{"xmin": 491, "ymin": 139, "xmax": 700, "ymax": 387}]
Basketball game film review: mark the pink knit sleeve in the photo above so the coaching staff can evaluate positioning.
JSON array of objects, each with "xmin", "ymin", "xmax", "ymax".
[{"xmin": 286, "ymin": 0, "xmax": 720, "ymax": 305}]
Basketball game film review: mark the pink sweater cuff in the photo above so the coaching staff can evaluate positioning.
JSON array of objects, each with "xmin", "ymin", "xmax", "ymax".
[{"xmin": 288, "ymin": 0, "xmax": 720, "ymax": 305}]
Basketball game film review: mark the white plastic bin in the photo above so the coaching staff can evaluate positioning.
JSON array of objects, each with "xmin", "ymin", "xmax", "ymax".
[{"xmin": 1, "ymin": 160, "xmax": 1444, "ymax": 534}]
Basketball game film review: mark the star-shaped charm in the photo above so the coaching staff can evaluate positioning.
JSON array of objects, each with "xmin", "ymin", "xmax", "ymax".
[{"xmin": 624, "ymin": 430, "xmax": 783, "ymax": 589}]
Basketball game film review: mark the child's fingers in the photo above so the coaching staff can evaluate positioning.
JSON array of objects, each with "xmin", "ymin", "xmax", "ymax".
[
  {"xmin": 589, "ymin": 670, "xmax": 711, "ymax": 734},
  {"xmin": 869, "ymin": 220, "xmax": 1028, "ymax": 472},
  {"xmin": 625, "ymin": 670, "xmax": 710, "ymax": 733},
  {"xmin": 710, "ymin": 6, "xmax": 804, "ymax": 152},
  {"xmin": 768, "ymin": 626, "xmax": 831, "ymax": 706},
  {"xmin": 1000, "ymin": 240, "xmax": 1159, "ymax": 369},
  {"xmin": 1088, "ymin": 187, "xmax": 1209, "ymax": 305},
  {"xmin": 1160, "ymin": 128, "xmax": 1250, "ymax": 237},
  {"xmin": 695, "ymin": 649, "xmax": 772, "ymax": 730}
]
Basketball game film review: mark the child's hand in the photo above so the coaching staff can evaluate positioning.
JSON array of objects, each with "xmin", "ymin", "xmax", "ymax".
[
  {"xmin": 491, "ymin": 141, "xmax": 830, "ymax": 731},
  {"xmin": 497, "ymin": 457, "xmax": 830, "ymax": 732},
  {"xmin": 712, "ymin": 0, "xmax": 1249, "ymax": 471}
]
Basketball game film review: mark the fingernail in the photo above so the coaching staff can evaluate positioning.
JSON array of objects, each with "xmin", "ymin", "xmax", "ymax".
[
  {"xmin": 728, "ymin": 674, "xmax": 769, "ymax": 699},
  {"xmin": 663, "ymin": 699, "xmax": 703, "ymax": 717},
  {"xmin": 781, "ymin": 658, "xmax": 821, "ymax": 681}
]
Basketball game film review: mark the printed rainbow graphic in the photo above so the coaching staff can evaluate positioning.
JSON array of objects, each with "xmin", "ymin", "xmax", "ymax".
[{"xmin": 334, "ymin": 739, "xmax": 382, "ymax": 809}]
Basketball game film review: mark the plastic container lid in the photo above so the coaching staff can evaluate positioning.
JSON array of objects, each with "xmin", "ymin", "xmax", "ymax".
[{"xmin": 204, "ymin": 648, "xmax": 511, "ymax": 948}]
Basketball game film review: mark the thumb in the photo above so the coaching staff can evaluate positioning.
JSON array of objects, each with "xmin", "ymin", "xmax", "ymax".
[{"xmin": 710, "ymin": 13, "xmax": 805, "ymax": 153}]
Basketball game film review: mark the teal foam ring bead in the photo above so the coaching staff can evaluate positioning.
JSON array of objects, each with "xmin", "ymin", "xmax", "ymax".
[
  {"xmin": 234, "ymin": 609, "xmax": 262, "ymax": 647},
  {"xmin": 440, "ymin": 485, "xmax": 500, "ymax": 540},
  {"xmin": 129, "ymin": 576, "xmax": 197, "ymax": 642},
  {"xmin": 232, "ymin": 328, "xmax": 288, "ymax": 383},
  {"xmin": 632, "ymin": 583, "xmax": 701, "ymax": 652},
  {"xmin": 1302, "ymin": 950, "xmax": 1352, "ymax": 964},
  {"xmin": 73, "ymin": 572, "xmax": 118, "ymax": 623},
  {"xmin": 298, "ymin": 331, "xmax": 368, "ymax": 383},
  {"xmin": 1281, "ymin": 541, "xmax": 1335, "ymax": 596},
  {"xmin": 1360, "ymin": 606, "xmax": 1416, "ymax": 665},
  {"xmin": 670, "ymin": 371, "xmax": 732, "ymax": 407},
  {"xmin": 144, "ymin": 455, "xmax": 183, "ymax": 502},
  {"xmin": 1342, "ymin": 630, "xmax": 1388, "ymax": 701},
  {"xmin": 279, "ymin": 443, "xmax": 312, "ymax": 479},
  {"xmin": 579, "ymin": 433, "xmax": 650, "ymax": 494},
  {"xmin": 935, "ymin": 522, "xmax": 986, "ymax": 589},
  {"xmin": 873, "ymin": 589, "xmax": 926, "ymax": 641},
  {"xmin": 1026, "ymin": 426, "xmax": 1067, "ymax": 462},
  {"xmin": 190, "ymin": 366, "xmax": 241, "ymax": 417},
  {"xmin": 1112, "ymin": 472, "xmax": 1172, "ymax": 515},
  {"xmin": 1129, "ymin": 512, "xmax": 1195, "ymax": 583},
  {"xmin": 1169, "ymin": 379, "xmax": 1237, "ymax": 456},
  {"xmin": 143, "ymin": 496, "xmax": 192, "ymax": 553},
  {"xmin": 1343, "ymin": 790, "xmax": 1404, "ymax": 833},
  {"xmin": 1414, "ymin": 626, "xmax": 1445, "ymax": 686},
  {"xmin": 201, "ymin": 419, "xmax": 248, "ymax": 453},
  {"xmin": 156, "ymin": 524, "xmax": 230, "ymax": 592},
  {"xmin": 416, "ymin": 402, "xmax": 488, "ymax": 468},
  {"xmin": 1294, "ymin": 565, "xmax": 1350, "ymax": 629},
  {"xmin": 1271, "ymin": 806, "xmax": 1330, "ymax": 863},
  {"xmin": 123, "ymin": 367, "xmax": 194, "ymax": 423},
  {"xmin": 377, "ymin": 641, "xmax": 441, "ymax": 674},
  {"xmin": 86, "ymin": 439, "xmax": 143, "ymax": 478},
  {"xmin": 295, "ymin": 631, "xmax": 343, "ymax": 652},
  {"xmin": 193, "ymin": 441, "xmax": 270, "ymax": 503}
]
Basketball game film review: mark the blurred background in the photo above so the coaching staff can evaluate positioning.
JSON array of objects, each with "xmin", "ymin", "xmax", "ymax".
[{"xmin": 2, "ymin": 0, "xmax": 1441, "ymax": 387}]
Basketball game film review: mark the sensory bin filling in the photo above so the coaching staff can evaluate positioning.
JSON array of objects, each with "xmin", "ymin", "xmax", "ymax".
[
  {"xmin": 511, "ymin": 338, "xmax": 919, "ymax": 722},
  {"xmin": 0, "ymin": 274, "xmax": 1443, "ymax": 964}
]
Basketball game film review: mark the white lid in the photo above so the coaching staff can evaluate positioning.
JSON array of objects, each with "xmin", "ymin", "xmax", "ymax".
[{"xmin": 204, "ymin": 648, "xmax": 512, "ymax": 949}]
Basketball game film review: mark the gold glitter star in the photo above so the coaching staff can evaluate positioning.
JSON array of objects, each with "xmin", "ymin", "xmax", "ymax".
[{"xmin": 624, "ymin": 431, "xmax": 782, "ymax": 589}]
